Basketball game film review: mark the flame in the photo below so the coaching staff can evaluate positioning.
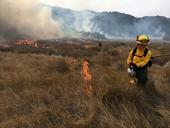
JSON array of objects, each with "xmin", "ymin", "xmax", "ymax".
[
  {"xmin": 81, "ymin": 59, "xmax": 92, "ymax": 96},
  {"xmin": 16, "ymin": 40, "xmax": 38, "ymax": 48},
  {"xmin": 128, "ymin": 78, "xmax": 136, "ymax": 86}
]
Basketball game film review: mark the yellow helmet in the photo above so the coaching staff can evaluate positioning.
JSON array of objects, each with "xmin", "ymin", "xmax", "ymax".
[{"xmin": 136, "ymin": 35, "xmax": 150, "ymax": 45}]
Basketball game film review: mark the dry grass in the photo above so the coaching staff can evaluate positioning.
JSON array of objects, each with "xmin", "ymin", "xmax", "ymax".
[{"xmin": 0, "ymin": 41, "xmax": 170, "ymax": 128}]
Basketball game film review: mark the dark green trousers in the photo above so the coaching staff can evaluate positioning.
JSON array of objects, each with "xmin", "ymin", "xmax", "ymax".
[{"xmin": 134, "ymin": 67, "xmax": 148, "ymax": 86}]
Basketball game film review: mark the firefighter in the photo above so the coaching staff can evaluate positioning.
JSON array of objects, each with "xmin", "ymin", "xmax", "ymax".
[
  {"xmin": 127, "ymin": 35, "xmax": 153, "ymax": 86},
  {"xmin": 98, "ymin": 39, "xmax": 102, "ymax": 47}
]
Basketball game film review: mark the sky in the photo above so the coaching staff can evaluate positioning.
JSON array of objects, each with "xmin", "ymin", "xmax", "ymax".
[{"xmin": 40, "ymin": 0, "xmax": 170, "ymax": 17}]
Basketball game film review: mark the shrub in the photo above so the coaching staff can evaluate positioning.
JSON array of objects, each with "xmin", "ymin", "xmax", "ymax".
[
  {"xmin": 164, "ymin": 62, "xmax": 170, "ymax": 83},
  {"xmin": 47, "ymin": 58, "xmax": 70, "ymax": 74},
  {"xmin": 94, "ymin": 54, "xmax": 113, "ymax": 67},
  {"xmin": 107, "ymin": 49, "xmax": 119, "ymax": 57}
]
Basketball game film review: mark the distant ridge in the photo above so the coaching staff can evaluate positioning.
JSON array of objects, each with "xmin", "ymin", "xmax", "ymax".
[{"xmin": 51, "ymin": 6, "xmax": 170, "ymax": 40}]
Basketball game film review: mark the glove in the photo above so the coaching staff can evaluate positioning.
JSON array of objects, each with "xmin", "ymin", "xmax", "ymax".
[
  {"xmin": 127, "ymin": 68, "xmax": 136, "ymax": 77},
  {"xmin": 129, "ymin": 63, "xmax": 137, "ymax": 69}
]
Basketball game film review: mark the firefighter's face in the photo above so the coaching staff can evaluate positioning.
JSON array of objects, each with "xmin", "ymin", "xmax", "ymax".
[{"xmin": 138, "ymin": 43, "xmax": 147, "ymax": 48}]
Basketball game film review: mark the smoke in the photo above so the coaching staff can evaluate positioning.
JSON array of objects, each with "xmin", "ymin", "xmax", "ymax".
[
  {"xmin": 74, "ymin": 11, "xmax": 95, "ymax": 32},
  {"xmin": 134, "ymin": 18, "xmax": 166, "ymax": 39},
  {"xmin": 0, "ymin": 0, "xmax": 61, "ymax": 40},
  {"xmin": 89, "ymin": 14, "xmax": 168, "ymax": 39},
  {"xmin": 51, "ymin": 6, "xmax": 99, "ymax": 38},
  {"xmin": 51, "ymin": 6, "xmax": 170, "ymax": 39}
]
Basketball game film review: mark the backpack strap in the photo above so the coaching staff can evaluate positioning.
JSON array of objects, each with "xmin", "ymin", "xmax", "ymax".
[
  {"xmin": 131, "ymin": 47, "xmax": 137, "ymax": 62},
  {"xmin": 143, "ymin": 48, "xmax": 153, "ymax": 67},
  {"xmin": 144, "ymin": 48, "xmax": 148, "ymax": 57}
]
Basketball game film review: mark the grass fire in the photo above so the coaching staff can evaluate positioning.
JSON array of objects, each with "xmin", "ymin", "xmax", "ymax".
[{"xmin": 81, "ymin": 58, "xmax": 92, "ymax": 97}]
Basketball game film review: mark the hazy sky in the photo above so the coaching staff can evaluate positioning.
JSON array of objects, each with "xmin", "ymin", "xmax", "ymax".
[{"xmin": 40, "ymin": 0, "xmax": 170, "ymax": 17}]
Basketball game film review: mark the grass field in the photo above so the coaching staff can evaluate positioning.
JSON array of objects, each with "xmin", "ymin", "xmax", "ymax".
[{"xmin": 0, "ymin": 39, "xmax": 170, "ymax": 128}]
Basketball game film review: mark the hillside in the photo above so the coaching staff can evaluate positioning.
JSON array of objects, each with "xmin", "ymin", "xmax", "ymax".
[{"xmin": 51, "ymin": 6, "xmax": 170, "ymax": 39}]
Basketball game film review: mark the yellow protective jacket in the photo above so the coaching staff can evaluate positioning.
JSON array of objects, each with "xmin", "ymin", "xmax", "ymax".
[{"xmin": 127, "ymin": 48, "xmax": 152, "ymax": 67}]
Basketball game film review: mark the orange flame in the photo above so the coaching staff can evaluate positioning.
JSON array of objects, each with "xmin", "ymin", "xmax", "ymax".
[
  {"xmin": 16, "ymin": 40, "xmax": 38, "ymax": 48},
  {"xmin": 81, "ymin": 59, "xmax": 92, "ymax": 96}
]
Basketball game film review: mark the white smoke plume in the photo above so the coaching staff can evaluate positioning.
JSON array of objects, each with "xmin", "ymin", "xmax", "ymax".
[{"xmin": 0, "ymin": 0, "xmax": 61, "ymax": 40}]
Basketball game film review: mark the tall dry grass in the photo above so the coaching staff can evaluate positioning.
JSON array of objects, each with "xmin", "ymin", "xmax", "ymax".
[{"xmin": 0, "ymin": 42, "xmax": 170, "ymax": 128}]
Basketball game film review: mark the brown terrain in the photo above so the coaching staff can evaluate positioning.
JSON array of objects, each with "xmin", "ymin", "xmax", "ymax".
[{"xmin": 0, "ymin": 39, "xmax": 170, "ymax": 128}]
